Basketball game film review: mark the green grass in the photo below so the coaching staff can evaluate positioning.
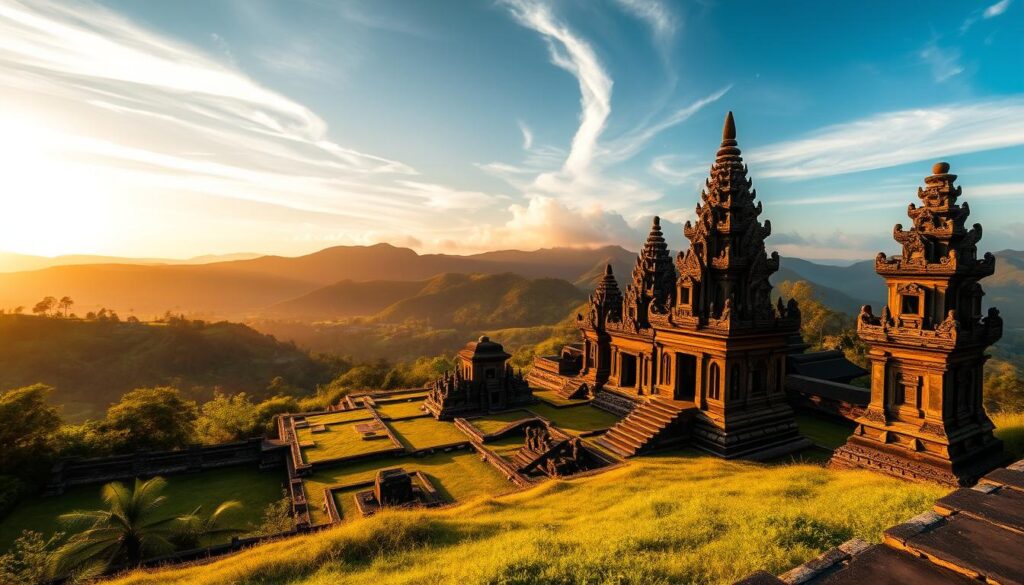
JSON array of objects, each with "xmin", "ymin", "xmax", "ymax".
[
  {"xmin": 375, "ymin": 400, "xmax": 429, "ymax": 419},
  {"xmin": 305, "ymin": 410, "xmax": 375, "ymax": 426},
  {"xmin": 297, "ymin": 424, "xmax": 398, "ymax": 463},
  {"xmin": 105, "ymin": 453, "xmax": 948, "ymax": 585},
  {"xmin": 302, "ymin": 450, "xmax": 514, "ymax": 526},
  {"xmin": 466, "ymin": 410, "xmax": 538, "ymax": 435},
  {"xmin": 386, "ymin": 418, "xmax": 471, "ymax": 451},
  {"xmin": 0, "ymin": 467, "xmax": 283, "ymax": 552},
  {"xmin": 532, "ymin": 389, "xmax": 587, "ymax": 407},
  {"xmin": 484, "ymin": 435, "xmax": 527, "ymax": 457},
  {"xmin": 526, "ymin": 402, "xmax": 622, "ymax": 435},
  {"xmin": 795, "ymin": 412, "xmax": 856, "ymax": 450},
  {"xmin": 994, "ymin": 411, "xmax": 1024, "ymax": 459}
]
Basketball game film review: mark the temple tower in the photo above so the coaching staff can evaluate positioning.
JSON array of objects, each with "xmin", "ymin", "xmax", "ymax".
[
  {"xmin": 578, "ymin": 264, "xmax": 622, "ymax": 388},
  {"xmin": 830, "ymin": 162, "xmax": 1007, "ymax": 485},
  {"xmin": 621, "ymin": 217, "xmax": 676, "ymax": 332},
  {"xmin": 655, "ymin": 111, "xmax": 809, "ymax": 458}
]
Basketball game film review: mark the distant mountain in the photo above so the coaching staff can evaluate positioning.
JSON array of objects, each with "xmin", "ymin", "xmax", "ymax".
[
  {"xmin": 264, "ymin": 279, "xmax": 427, "ymax": 319},
  {"xmin": 0, "ymin": 251, "xmax": 261, "ymax": 273},
  {"xmin": 373, "ymin": 273, "xmax": 586, "ymax": 329}
]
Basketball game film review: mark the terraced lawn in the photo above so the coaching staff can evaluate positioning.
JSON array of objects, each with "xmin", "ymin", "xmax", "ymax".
[
  {"xmin": 466, "ymin": 409, "xmax": 539, "ymax": 435},
  {"xmin": 297, "ymin": 423, "xmax": 399, "ymax": 463},
  {"xmin": 304, "ymin": 409, "xmax": 374, "ymax": 426},
  {"xmin": 302, "ymin": 450, "xmax": 515, "ymax": 525},
  {"xmin": 375, "ymin": 399, "xmax": 429, "ymax": 419},
  {"xmin": 387, "ymin": 417, "xmax": 471, "ymax": 450},
  {"xmin": 532, "ymin": 389, "xmax": 588, "ymax": 407},
  {"xmin": 0, "ymin": 466, "xmax": 283, "ymax": 552},
  {"xmin": 527, "ymin": 403, "xmax": 621, "ymax": 434},
  {"xmin": 795, "ymin": 412, "xmax": 856, "ymax": 450}
]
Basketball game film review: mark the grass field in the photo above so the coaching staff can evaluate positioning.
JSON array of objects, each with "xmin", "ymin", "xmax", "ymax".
[
  {"xmin": 301, "ymin": 450, "xmax": 514, "ymax": 526},
  {"xmin": 387, "ymin": 417, "xmax": 471, "ymax": 450},
  {"xmin": 304, "ymin": 410, "xmax": 375, "ymax": 426},
  {"xmin": 375, "ymin": 400, "xmax": 429, "ymax": 419},
  {"xmin": 466, "ymin": 410, "xmax": 538, "ymax": 435},
  {"xmin": 994, "ymin": 411, "xmax": 1024, "ymax": 459},
  {"xmin": 526, "ymin": 402, "xmax": 621, "ymax": 434},
  {"xmin": 794, "ymin": 412, "xmax": 856, "ymax": 449},
  {"xmin": 104, "ymin": 452, "xmax": 950, "ymax": 585},
  {"xmin": 532, "ymin": 389, "xmax": 587, "ymax": 407},
  {"xmin": 0, "ymin": 467, "xmax": 283, "ymax": 552},
  {"xmin": 297, "ymin": 424, "xmax": 399, "ymax": 463}
]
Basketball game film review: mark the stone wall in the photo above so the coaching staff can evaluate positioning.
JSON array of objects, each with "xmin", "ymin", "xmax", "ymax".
[{"xmin": 46, "ymin": 437, "xmax": 287, "ymax": 495}]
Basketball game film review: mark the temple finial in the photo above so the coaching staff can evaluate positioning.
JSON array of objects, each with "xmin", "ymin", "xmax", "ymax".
[
  {"xmin": 652, "ymin": 215, "xmax": 661, "ymax": 229},
  {"xmin": 932, "ymin": 161, "xmax": 950, "ymax": 175},
  {"xmin": 723, "ymin": 111, "xmax": 736, "ymax": 141},
  {"xmin": 604, "ymin": 263, "xmax": 613, "ymax": 276}
]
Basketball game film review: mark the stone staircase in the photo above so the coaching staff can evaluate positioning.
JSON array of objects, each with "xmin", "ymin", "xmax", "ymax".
[{"xmin": 597, "ymin": 398, "xmax": 697, "ymax": 457}]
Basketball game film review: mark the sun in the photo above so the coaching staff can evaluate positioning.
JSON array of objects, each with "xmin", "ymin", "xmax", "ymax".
[{"xmin": 0, "ymin": 112, "xmax": 114, "ymax": 257}]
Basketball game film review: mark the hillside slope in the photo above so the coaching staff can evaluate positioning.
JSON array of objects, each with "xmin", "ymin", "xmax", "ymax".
[
  {"xmin": 101, "ymin": 452, "xmax": 945, "ymax": 585},
  {"xmin": 0, "ymin": 315, "xmax": 333, "ymax": 420}
]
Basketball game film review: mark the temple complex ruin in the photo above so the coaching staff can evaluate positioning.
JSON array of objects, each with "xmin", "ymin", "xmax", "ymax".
[
  {"xmin": 425, "ymin": 335, "xmax": 534, "ymax": 419},
  {"xmin": 531, "ymin": 112, "xmax": 811, "ymax": 459},
  {"xmin": 830, "ymin": 162, "xmax": 1009, "ymax": 486}
]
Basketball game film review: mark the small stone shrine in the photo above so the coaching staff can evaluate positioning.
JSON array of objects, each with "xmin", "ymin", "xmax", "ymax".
[
  {"xmin": 513, "ymin": 423, "xmax": 603, "ymax": 478},
  {"xmin": 354, "ymin": 467, "xmax": 442, "ymax": 516},
  {"xmin": 830, "ymin": 162, "xmax": 1008, "ymax": 486},
  {"xmin": 425, "ymin": 335, "xmax": 533, "ymax": 420}
]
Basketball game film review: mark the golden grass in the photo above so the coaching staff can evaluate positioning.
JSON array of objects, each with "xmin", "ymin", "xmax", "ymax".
[
  {"xmin": 374, "ymin": 400, "xmax": 428, "ymax": 419},
  {"xmin": 305, "ymin": 410, "xmax": 375, "ymax": 426},
  {"xmin": 102, "ymin": 452, "xmax": 948, "ymax": 585},
  {"xmin": 386, "ymin": 417, "xmax": 471, "ymax": 450},
  {"xmin": 993, "ymin": 411, "xmax": 1024, "ymax": 459},
  {"xmin": 301, "ymin": 450, "xmax": 513, "ymax": 526},
  {"xmin": 296, "ymin": 424, "xmax": 398, "ymax": 463}
]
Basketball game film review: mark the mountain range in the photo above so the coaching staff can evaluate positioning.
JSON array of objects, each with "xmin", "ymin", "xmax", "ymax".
[{"xmin": 0, "ymin": 244, "xmax": 1019, "ymax": 328}]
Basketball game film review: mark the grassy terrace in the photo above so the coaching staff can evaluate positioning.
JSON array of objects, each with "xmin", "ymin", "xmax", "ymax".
[
  {"xmin": 297, "ymin": 424, "xmax": 398, "ymax": 463},
  {"xmin": 0, "ymin": 467, "xmax": 283, "ymax": 551},
  {"xmin": 794, "ymin": 412, "xmax": 856, "ymax": 450},
  {"xmin": 467, "ymin": 409, "xmax": 538, "ymax": 435},
  {"xmin": 375, "ymin": 400, "xmax": 429, "ymax": 419},
  {"xmin": 528, "ymin": 402, "xmax": 622, "ymax": 434},
  {"xmin": 106, "ymin": 451, "xmax": 950, "ymax": 585},
  {"xmin": 532, "ymin": 389, "xmax": 588, "ymax": 407},
  {"xmin": 387, "ymin": 417, "xmax": 471, "ymax": 450},
  {"xmin": 304, "ymin": 410, "xmax": 375, "ymax": 426},
  {"xmin": 302, "ymin": 450, "xmax": 513, "ymax": 525}
]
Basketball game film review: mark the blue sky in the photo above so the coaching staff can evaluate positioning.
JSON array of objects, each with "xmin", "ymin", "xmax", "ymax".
[{"xmin": 0, "ymin": 0, "xmax": 1021, "ymax": 261}]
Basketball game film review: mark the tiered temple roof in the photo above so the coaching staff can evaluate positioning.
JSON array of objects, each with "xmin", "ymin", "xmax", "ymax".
[
  {"xmin": 618, "ymin": 217, "xmax": 676, "ymax": 332},
  {"xmin": 675, "ymin": 111, "xmax": 781, "ymax": 323},
  {"xmin": 584, "ymin": 264, "xmax": 623, "ymax": 331}
]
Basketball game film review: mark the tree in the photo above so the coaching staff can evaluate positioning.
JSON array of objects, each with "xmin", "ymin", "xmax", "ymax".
[
  {"xmin": 12, "ymin": 306, "xmax": 24, "ymax": 315},
  {"xmin": 58, "ymin": 296, "xmax": 74, "ymax": 318},
  {"xmin": 98, "ymin": 387, "xmax": 198, "ymax": 452},
  {"xmin": 54, "ymin": 477, "xmax": 179, "ymax": 575},
  {"xmin": 0, "ymin": 530, "xmax": 62, "ymax": 585},
  {"xmin": 255, "ymin": 395, "xmax": 300, "ymax": 435},
  {"xmin": 985, "ymin": 359, "xmax": 1024, "ymax": 413},
  {"xmin": 194, "ymin": 392, "xmax": 259, "ymax": 444},
  {"xmin": 253, "ymin": 490, "xmax": 293, "ymax": 536},
  {"xmin": 777, "ymin": 280, "xmax": 851, "ymax": 349},
  {"xmin": 174, "ymin": 501, "xmax": 245, "ymax": 549},
  {"xmin": 0, "ymin": 384, "xmax": 62, "ymax": 479},
  {"xmin": 32, "ymin": 297, "xmax": 56, "ymax": 317}
]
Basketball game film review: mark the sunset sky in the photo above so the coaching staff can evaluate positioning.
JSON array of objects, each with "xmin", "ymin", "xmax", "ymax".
[{"xmin": 0, "ymin": 0, "xmax": 1022, "ymax": 262}]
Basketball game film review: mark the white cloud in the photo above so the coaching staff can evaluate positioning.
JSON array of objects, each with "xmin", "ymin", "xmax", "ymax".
[
  {"xmin": 984, "ymin": 0, "xmax": 1013, "ymax": 18},
  {"xmin": 748, "ymin": 97, "xmax": 1024, "ymax": 179},
  {"xmin": 920, "ymin": 39, "xmax": 964, "ymax": 82},
  {"xmin": 612, "ymin": 0, "xmax": 678, "ymax": 48},
  {"xmin": 0, "ymin": 0, "xmax": 500, "ymax": 255},
  {"xmin": 517, "ymin": 120, "xmax": 534, "ymax": 150},
  {"xmin": 648, "ymin": 154, "xmax": 705, "ymax": 185}
]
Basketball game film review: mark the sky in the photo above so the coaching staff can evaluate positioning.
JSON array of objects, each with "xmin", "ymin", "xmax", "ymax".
[{"xmin": 0, "ymin": 0, "xmax": 1021, "ymax": 262}]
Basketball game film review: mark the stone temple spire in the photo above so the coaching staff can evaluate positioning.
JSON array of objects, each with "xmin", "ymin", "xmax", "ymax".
[
  {"xmin": 586, "ymin": 264, "xmax": 623, "ymax": 330},
  {"xmin": 621, "ymin": 216, "xmax": 676, "ymax": 330},
  {"xmin": 676, "ymin": 111, "xmax": 780, "ymax": 322}
]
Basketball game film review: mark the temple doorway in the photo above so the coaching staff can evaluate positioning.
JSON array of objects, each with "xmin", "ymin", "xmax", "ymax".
[
  {"xmin": 674, "ymin": 354, "xmax": 697, "ymax": 401},
  {"xmin": 619, "ymin": 353, "xmax": 638, "ymax": 387}
]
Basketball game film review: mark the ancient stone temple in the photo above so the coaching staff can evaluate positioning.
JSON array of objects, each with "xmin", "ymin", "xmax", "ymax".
[
  {"xmin": 542, "ymin": 112, "xmax": 810, "ymax": 459},
  {"xmin": 424, "ymin": 335, "xmax": 533, "ymax": 420},
  {"xmin": 830, "ymin": 162, "xmax": 1008, "ymax": 486}
]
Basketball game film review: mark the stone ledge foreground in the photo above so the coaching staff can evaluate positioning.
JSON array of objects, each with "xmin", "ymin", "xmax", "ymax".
[{"xmin": 734, "ymin": 458, "xmax": 1024, "ymax": 585}]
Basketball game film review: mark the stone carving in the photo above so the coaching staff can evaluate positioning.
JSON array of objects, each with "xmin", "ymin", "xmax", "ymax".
[{"xmin": 831, "ymin": 162, "xmax": 1008, "ymax": 486}]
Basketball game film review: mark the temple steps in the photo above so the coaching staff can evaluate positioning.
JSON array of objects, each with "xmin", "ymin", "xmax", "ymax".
[{"xmin": 597, "ymin": 398, "xmax": 697, "ymax": 457}]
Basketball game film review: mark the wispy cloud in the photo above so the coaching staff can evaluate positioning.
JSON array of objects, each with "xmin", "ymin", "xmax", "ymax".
[
  {"xmin": 749, "ymin": 97, "xmax": 1024, "ymax": 179},
  {"xmin": 985, "ymin": 0, "xmax": 1013, "ymax": 18},
  {"xmin": 0, "ymin": 0, "xmax": 498, "ymax": 254},
  {"xmin": 920, "ymin": 38, "xmax": 964, "ymax": 82},
  {"xmin": 961, "ymin": 0, "xmax": 1013, "ymax": 33},
  {"xmin": 517, "ymin": 120, "xmax": 534, "ymax": 150},
  {"xmin": 612, "ymin": 0, "xmax": 678, "ymax": 49}
]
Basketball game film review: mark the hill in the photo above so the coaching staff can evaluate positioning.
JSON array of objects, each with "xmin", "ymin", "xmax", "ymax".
[
  {"xmin": 0, "ymin": 251, "xmax": 260, "ymax": 273},
  {"xmin": 0, "ymin": 315, "xmax": 335, "ymax": 421},
  {"xmin": 100, "ymin": 452, "xmax": 947, "ymax": 585},
  {"xmin": 0, "ymin": 245, "xmax": 635, "ymax": 319}
]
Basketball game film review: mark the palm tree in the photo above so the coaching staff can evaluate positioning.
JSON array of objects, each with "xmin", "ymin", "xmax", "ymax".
[
  {"xmin": 174, "ymin": 500, "xmax": 245, "ymax": 549},
  {"xmin": 52, "ymin": 477, "xmax": 181, "ymax": 575}
]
